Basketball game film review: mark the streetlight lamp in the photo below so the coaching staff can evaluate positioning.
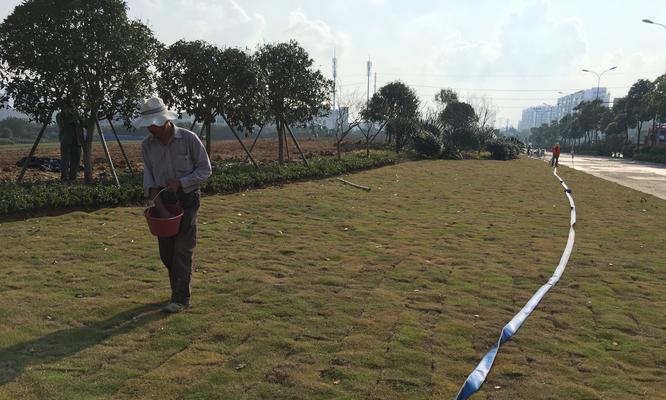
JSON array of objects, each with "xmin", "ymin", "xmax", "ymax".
[
  {"xmin": 642, "ymin": 18, "xmax": 666, "ymax": 28},
  {"xmin": 581, "ymin": 66, "xmax": 617, "ymax": 101}
]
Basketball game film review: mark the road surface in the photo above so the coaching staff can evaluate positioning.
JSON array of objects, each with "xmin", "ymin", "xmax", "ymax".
[{"xmin": 540, "ymin": 152, "xmax": 666, "ymax": 200}]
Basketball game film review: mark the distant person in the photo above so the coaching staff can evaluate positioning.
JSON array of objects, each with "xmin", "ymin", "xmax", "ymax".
[
  {"xmin": 55, "ymin": 98, "xmax": 83, "ymax": 181},
  {"xmin": 551, "ymin": 143, "xmax": 561, "ymax": 167},
  {"xmin": 138, "ymin": 96, "xmax": 212, "ymax": 314}
]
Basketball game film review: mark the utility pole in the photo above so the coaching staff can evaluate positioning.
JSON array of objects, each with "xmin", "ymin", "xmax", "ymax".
[
  {"xmin": 332, "ymin": 48, "xmax": 337, "ymax": 109},
  {"xmin": 374, "ymin": 72, "xmax": 377, "ymax": 94},
  {"xmin": 366, "ymin": 58, "xmax": 372, "ymax": 105}
]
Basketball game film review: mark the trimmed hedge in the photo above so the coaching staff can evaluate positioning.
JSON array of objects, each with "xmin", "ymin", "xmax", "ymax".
[
  {"xmin": 0, "ymin": 151, "xmax": 398, "ymax": 216},
  {"xmin": 633, "ymin": 147, "xmax": 666, "ymax": 164}
]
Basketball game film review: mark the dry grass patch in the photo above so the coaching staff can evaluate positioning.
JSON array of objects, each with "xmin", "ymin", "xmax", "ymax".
[{"xmin": 0, "ymin": 157, "xmax": 664, "ymax": 399}]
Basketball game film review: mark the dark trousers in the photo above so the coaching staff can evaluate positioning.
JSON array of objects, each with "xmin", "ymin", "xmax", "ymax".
[
  {"xmin": 551, "ymin": 155, "xmax": 559, "ymax": 167},
  {"xmin": 60, "ymin": 142, "xmax": 81, "ymax": 181},
  {"xmin": 157, "ymin": 189, "xmax": 200, "ymax": 305}
]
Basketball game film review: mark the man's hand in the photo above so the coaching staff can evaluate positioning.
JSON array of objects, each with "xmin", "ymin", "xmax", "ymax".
[{"xmin": 166, "ymin": 178, "xmax": 181, "ymax": 193}]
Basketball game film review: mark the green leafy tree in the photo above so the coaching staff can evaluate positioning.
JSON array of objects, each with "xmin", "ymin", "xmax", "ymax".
[
  {"xmin": 529, "ymin": 122, "xmax": 561, "ymax": 148},
  {"xmin": 439, "ymin": 101, "xmax": 478, "ymax": 153},
  {"xmin": 157, "ymin": 42, "xmax": 263, "ymax": 155},
  {"xmin": 157, "ymin": 40, "xmax": 220, "ymax": 153},
  {"xmin": 0, "ymin": 0, "xmax": 159, "ymax": 183},
  {"xmin": 254, "ymin": 40, "xmax": 332, "ymax": 164},
  {"xmin": 604, "ymin": 121, "xmax": 625, "ymax": 153},
  {"xmin": 575, "ymin": 100, "xmax": 605, "ymax": 145},
  {"xmin": 559, "ymin": 113, "xmax": 573, "ymax": 145},
  {"xmin": 362, "ymin": 81, "xmax": 420, "ymax": 154},
  {"xmin": 434, "ymin": 88, "xmax": 458, "ymax": 109},
  {"xmin": 610, "ymin": 97, "xmax": 633, "ymax": 145},
  {"xmin": 626, "ymin": 79, "xmax": 655, "ymax": 147},
  {"xmin": 649, "ymin": 75, "xmax": 666, "ymax": 146}
]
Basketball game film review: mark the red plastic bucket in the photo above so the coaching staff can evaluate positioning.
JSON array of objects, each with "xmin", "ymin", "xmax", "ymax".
[{"xmin": 144, "ymin": 203, "xmax": 183, "ymax": 237}]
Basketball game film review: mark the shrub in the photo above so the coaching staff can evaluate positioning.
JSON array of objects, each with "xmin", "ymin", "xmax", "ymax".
[
  {"xmin": 412, "ymin": 131, "xmax": 442, "ymax": 158},
  {"xmin": 633, "ymin": 146, "xmax": 666, "ymax": 164},
  {"xmin": 486, "ymin": 140, "xmax": 520, "ymax": 160},
  {"xmin": 0, "ymin": 151, "xmax": 398, "ymax": 216}
]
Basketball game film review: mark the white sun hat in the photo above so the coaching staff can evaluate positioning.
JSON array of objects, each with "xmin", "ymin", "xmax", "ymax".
[{"xmin": 135, "ymin": 96, "xmax": 179, "ymax": 127}]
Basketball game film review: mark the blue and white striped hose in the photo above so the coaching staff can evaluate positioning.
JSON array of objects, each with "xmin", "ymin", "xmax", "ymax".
[{"xmin": 454, "ymin": 167, "xmax": 576, "ymax": 399}]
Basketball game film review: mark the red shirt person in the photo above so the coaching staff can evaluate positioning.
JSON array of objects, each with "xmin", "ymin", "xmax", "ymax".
[{"xmin": 551, "ymin": 143, "xmax": 561, "ymax": 167}]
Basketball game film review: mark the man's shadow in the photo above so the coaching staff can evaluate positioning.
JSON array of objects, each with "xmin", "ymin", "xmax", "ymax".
[{"xmin": 0, "ymin": 302, "xmax": 168, "ymax": 385}]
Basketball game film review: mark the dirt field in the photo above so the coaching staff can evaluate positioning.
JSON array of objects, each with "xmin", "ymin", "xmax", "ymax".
[{"xmin": 0, "ymin": 137, "xmax": 341, "ymax": 181}]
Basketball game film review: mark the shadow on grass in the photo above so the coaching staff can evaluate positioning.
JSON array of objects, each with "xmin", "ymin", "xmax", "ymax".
[{"xmin": 0, "ymin": 302, "xmax": 167, "ymax": 385}]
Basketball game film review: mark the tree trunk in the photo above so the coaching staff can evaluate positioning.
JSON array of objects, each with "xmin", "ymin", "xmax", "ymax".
[
  {"xmin": 336, "ymin": 138, "xmax": 341, "ymax": 160},
  {"xmin": 282, "ymin": 128, "xmax": 291, "ymax": 162},
  {"xmin": 205, "ymin": 119, "xmax": 211, "ymax": 155},
  {"xmin": 277, "ymin": 118, "xmax": 284, "ymax": 164},
  {"xmin": 83, "ymin": 113, "xmax": 96, "ymax": 184}
]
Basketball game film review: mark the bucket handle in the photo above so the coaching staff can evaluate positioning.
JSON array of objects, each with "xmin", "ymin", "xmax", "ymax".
[
  {"xmin": 151, "ymin": 187, "xmax": 169, "ymax": 207},
  {"xmin": 150, "ymin": 187, "xmax": 181, "ymax": 217}
]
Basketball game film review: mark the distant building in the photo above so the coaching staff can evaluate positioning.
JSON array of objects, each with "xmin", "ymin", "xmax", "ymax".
[
  {"xmin": 517, "ymin": 105, "xmax": 556, "ymax": 131},
  {"xmin": 314, "ymin": 107, "xmax": 349, "ymax": 131},
  {"xmin": 554, "ymin": 87, "xmax": 610, "ymax": 121},
  {"xmin": 518, "ymin": 87, "xmax": 611, "ymax": 131}
]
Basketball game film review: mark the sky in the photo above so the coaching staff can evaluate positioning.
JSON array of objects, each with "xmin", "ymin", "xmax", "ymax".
[{"xmin": 2, "ymin": 0, "xmax": 666, "ymax": 127}]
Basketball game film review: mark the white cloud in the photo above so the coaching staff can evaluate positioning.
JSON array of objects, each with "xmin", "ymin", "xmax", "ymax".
[
  {"xmin": 132, "ymin": 0, "xmax": 265, "ymax": 48},
  {"xmin": 492, "ymin": 2, "xmax": 586, "ymax": 76},
  {"xmin": 282, "ymin": 9, "xmax": 351, "ymax": 67}
]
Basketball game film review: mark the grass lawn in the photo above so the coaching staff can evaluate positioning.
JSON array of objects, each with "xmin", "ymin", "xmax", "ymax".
[{"xmin": 0, "ymin": 157, "xmax": 664, "ymax": 399}]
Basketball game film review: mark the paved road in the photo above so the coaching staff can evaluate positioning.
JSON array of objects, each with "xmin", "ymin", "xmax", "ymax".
[{"xmin": 539, "ymin": 152, "xmax": 666, "ymax": 200}]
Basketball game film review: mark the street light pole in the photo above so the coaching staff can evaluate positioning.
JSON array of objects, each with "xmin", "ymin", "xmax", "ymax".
[
  {"xmin": 582, "ymin": 66, "xmax": 617, "ymax": 101},
  {"xmin": 581, "ymin": 66, "xmax": 616, "ymax": 144},
  {"xmin": 642, "ymin": 19, "xmax": 666, "ymax": 74},
  {"xmin": 643, "ymin": 18, "xmax": 666, "ymax": 146}
]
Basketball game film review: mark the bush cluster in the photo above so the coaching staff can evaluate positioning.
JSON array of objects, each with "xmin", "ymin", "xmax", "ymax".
[
  {"xmin": 485, "ymin": 140, "xmax": 521, "ymax": 160},
  {"xmin": 0, "ymin": 152, "xmax": 397, "ymax": 216},
  {"xmin": 411, "ymin": 131, "xmax": 442, "ymax": 159}
]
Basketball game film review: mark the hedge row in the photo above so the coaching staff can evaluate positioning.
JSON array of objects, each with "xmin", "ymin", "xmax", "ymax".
[
  {"xmin": 0, "ymin": 151, "xmax": 398, "ymax": 216},
  {"xmin": 633, "ymin": 147, "xmax": 666, "ymax": 164}
]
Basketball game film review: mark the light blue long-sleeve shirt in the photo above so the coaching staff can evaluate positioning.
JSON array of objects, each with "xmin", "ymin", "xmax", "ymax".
[{"xmin": 142, "ymin": 126, "xmax": 212, "ymax": 197}]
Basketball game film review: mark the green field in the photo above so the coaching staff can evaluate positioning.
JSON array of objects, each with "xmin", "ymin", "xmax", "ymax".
[{"xmin": 0, "ymin": 158, "xmax": 664, "ymax": 399}]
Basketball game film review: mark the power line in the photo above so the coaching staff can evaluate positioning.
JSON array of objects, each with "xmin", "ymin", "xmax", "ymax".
[
  {"xmin": 375, "ymin": 81, "xmax": 632, "ymax": 92},
  {"xmin": 371, "ymin": 70, "xmax": 662, "ymax": 78}
]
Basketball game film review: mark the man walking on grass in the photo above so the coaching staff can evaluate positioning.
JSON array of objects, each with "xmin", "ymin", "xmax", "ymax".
[{"xmin": 137, "ymin": 96, "xmax": 212, "ymax": 313}]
